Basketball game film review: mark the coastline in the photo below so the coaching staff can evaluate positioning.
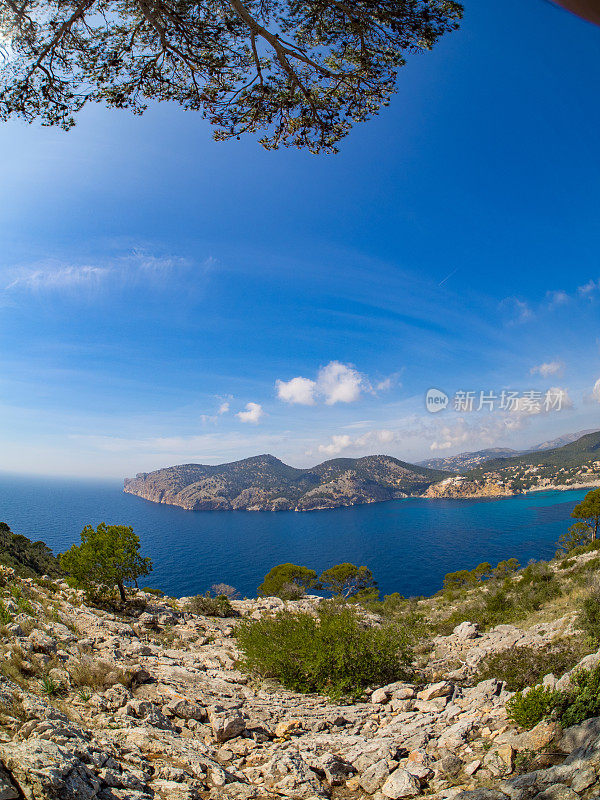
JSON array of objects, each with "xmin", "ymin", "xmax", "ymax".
[
  {"xmin": 523, "ymin": 479, "xmax": 600, "ymax": 494},
  {"xmin": 122, "ymin": 481, "xmax": 596, "ymax": 513}
]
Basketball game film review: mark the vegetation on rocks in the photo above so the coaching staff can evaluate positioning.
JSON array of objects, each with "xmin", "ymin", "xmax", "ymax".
[
  {"xmin": 188, "ymin": 591, "xmax": 237, "ymax": 618},
  {"xmin": 235, "ymin": 602, "xmax": 412, "ymax": 699},
  {"xmin": 475, "ymin": 638, "xmax": 588, "ymax": 691},
  {"xmin": 0, "ymin": 521, "xmax": 61, "ymax": 578},
  {"xmin": 507, "ymin": 685, "xmax": 563, "ymax": 729}
]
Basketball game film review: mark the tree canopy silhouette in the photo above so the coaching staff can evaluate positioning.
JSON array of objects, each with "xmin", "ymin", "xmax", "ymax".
[{"xmin": 0, "ymin": 0, "xmax": 462, "ymax": 152}]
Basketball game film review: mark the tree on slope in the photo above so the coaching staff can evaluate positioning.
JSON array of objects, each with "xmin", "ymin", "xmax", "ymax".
[
  {"xmin": 0, "ymin": 0, "xmax": 462, "ymax": 153},
  {"xmin": 60, "ymin": 522, "xmax": 152, "ymax": 602},
  {"xmin": 571, "ymin": 488, "xmax": 600, "ymax": 542},
  {"xmin": 319, "ymin": 562, "xmax": 377, "ymax": 598},
  {"xmin": 258, "ymin": 563, "xmax": 318, "ymax": 599}
]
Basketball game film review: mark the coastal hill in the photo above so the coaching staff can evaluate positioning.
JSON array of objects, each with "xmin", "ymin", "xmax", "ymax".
[
  {"xmin": 425, "ymin": 430, "xmax": 600, "ymax": 498},
  {"xmin": 419, "ymin": 429, "xmax": 599, "ymax": 473},
  {"xmin": 124, "ymin": 454, "xmax": 449, "ymax": 512},
  {"xmin": 124, "ymin": 431, "xmax": 600, "ymax": 511}
]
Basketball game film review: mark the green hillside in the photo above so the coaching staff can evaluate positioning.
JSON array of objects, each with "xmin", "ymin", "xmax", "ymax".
[
  {"xmin": 466, "ymin": 431, "xmax": 600, "ymax": 489},
  {"xmin": 0, "ymin": 522, "xmax": 62, "ymax": 578}
]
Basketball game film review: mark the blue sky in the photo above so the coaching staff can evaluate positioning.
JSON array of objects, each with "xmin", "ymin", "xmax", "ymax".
[{"xmin": 1, "ymin": 0, "xmax": 599, "ymax": 478}]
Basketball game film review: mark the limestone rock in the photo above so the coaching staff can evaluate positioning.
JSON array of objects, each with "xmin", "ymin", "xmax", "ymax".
[
  {"xmin": 209, "ymin": 707, "xmax": 246, "ymax": 743},
  {"xmin": 381, "ymin": 768, "xmax": 421, "ymax": 799},
  {"xmin": 453, "ymin": 622, "xmax": 480, "ymax": 640}
]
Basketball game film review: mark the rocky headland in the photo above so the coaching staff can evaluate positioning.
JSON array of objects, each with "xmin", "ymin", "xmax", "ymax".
[
  {"xmin": 123, "ymin": 432, "xmax": 600, "ymax": 511},
  {"xmin": 123, "ymin": 455, "xmax": 448, "ymax": 512}
]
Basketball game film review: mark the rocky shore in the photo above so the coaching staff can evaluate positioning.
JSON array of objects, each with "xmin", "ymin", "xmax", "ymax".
[{"xmin": 3, "ymin": 565, "xmax": 600, "ymax": 800}]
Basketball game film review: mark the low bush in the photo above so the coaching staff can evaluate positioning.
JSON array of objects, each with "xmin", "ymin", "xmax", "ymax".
[
  {"xmin": 507, "ymin": 685, "xmax": 562, "ymax": 729},
  {"xmin": 235, "ymin": 602, "xmax": 412, "ymax": 699},
  {"xmin": 556, "ymin": 665, "xmax": 600, "ymax": 728},
  {"xmin": 68, "ymin": 657, "xmax": 130, "ymax": 690},
  {"xmin": 188, "ymin": 592, "xmax": 236, "ymax": 618},
  {"xmin": 0, "ymin": 600, "xmax": 11, "ymax": 625},
  {"xmin": 141, "ymin": 586, "xmax": 164, "ymax": 597},
  {"xmin": 508, "ymin": 664, "xmax": 600, "ymax": 730},
  {"xmin": 474, "ymin": 638, "xmax": 589, "ymax": 691},
  {"xmin": 578, "ymin": 589, "xmax": 600, "ymax": 643}
]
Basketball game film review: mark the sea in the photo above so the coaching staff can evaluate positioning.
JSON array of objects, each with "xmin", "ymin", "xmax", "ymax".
[{"xmin": 0, "ymin": 473, "xmax": 590, "ymax": 599}]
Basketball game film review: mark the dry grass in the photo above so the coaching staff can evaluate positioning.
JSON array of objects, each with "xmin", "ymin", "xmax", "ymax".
[{"xmin": 68, "ymin": 656, "xmax": 131, "ymax": 691}]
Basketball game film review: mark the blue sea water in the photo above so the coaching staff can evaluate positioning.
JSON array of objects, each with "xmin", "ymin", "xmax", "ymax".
[{"xmin": 0, "ymin": 473, "xmax": 590, "ymax": 599}]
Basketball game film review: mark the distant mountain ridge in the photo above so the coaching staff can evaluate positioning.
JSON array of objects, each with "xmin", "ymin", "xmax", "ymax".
[
  {"xmin": 124, "ymin": 454, "xmax": 449, "ymax": 512},
  {"xmin": 424, "ymin": 431, "xmax": 600, "ymax": 498},
  {"xmin": 419, "ymin": 429, "xmax": 599, "ymax": 472}
]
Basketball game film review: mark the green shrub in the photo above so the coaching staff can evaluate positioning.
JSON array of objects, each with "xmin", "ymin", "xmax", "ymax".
[
  {"xmin": 556, "ymin": 665, "xmax": 600, "ymax": 728},
  {"xmin": 507, "ymin": 685, "xmax": 561, "ymax": 729},
  {"xmin": 142, "ymin": 586, "xmax": 164, "ymax": 597},
  {"xmin": 40, "ymin": 675, "xmax": 63, "ymax": 697},
  {"xmin": 188, "ymin": 592, "xmax": 236, "ymax": 618},
  {"xmin": 235, "ymin": 603, "xmax": 412, "ymax": 699},
  {"xmin": 578, "ymin": 589, "xmax": 600, "ymax": 643},
  {"xmin": 474, "ymin": 639, "xmax": 589, "ymax": 691},
  {"xmin": 0, "ymin": 600, "xmax": 11, "ymax": 625}
]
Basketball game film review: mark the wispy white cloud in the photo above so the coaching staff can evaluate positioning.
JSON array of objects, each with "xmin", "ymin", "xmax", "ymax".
[
  {"xmin": 501, "ymin": 297, "xmax": 534, "ymax": 325},
  {"xmin": 218, "ymin": 401, "xmax": 230, "ymax": 415},
  {"xmin": 375, "ymin": 375, "xmax": 400, "ymax": 392},
  {"xmin": 592, "ymin": 378, "xmax": 600, "ymax": 403},
  {"xmin": 530, "ymin": 360, "xmax": 564, "ymax": 377},
  {"xmin": 6, "ymin": 264, "xmax": 109, "ymax": 291},
  {"xmin": 578, "ymin": 279, "xmax": 599, "ymax": 298},
  {"xmin": 237, "ymin": 402, "xmax": 263, "ymax": 424},
  {"xmin": 3, "ymin": 248, "xmax": 197, "ymax": 297},
  {"xmin": 546, "ymin": 290, "xmax": 569, "ymax": 308}
]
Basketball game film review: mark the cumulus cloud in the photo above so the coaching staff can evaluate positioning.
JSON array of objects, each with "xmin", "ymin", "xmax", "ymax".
[
  {"xmin": 276, "ymin": 376, "xmax": 317, "ymax": 405},
  {"xmin": 317, "ymin": 428, "xmax": 400, "ymax": 457},
  {"xmin": 318, "ymin": 435, "xmax": 353, "ymax": 456},
  {"xmin": 218, "ymin": 401, "xmax": 230, "ymax": 415},
  {"xmin": 237, "ymin": 402, "xmax": 263, "ymax": 424},
  {"xmin": 317, "ymin": 361, "xmax": 364, "ymax": 404},
  {"xmin": 530, "ymin": 361, "xmax": 564, "ymax": 377},
  {"xmin": 592, "ymin": 379, "xmax": 600, "ymax": 403},
  {"xmin": 275, "ymin": 361, "xmax": 369, "ymax": 407}
]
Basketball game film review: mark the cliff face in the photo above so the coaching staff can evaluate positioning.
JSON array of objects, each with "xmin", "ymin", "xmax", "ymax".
[
  {"xmin": 124, "ymin": 454, "xmax": 449, "ymax": 512},
  {"xmin": 423, "ymin": 477, "xmax": 512, "ymax": 499}
]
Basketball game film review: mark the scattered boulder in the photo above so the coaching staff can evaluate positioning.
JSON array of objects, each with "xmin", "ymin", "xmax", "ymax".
[
  {"xmin": 208, "ymin": 707, "xmax": 246, "ymax": 743},
  {"xmin": 381, "ymin": 768, "xmax": 421, "ymax": 799}
]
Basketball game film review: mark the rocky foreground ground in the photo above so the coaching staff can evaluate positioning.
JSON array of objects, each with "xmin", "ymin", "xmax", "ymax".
[{"xmin": 2, "ymin": 567, "xmax": 600, "ymax": 800}]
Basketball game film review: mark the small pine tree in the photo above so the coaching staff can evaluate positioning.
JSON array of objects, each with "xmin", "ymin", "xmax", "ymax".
[{"xmin": 60, "ymin": 523, "xmax": 152, "ymax": 602}]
